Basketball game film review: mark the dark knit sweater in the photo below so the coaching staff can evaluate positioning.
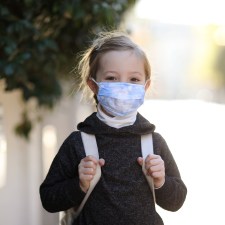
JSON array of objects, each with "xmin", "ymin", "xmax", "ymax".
[{"xmin": 40, "ymin": 113, "xmax": 187, "ymax": 225}]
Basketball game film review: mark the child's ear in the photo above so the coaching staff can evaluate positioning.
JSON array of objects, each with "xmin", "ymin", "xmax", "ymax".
[
  {"xmin": 145, "ymin": 79, "xmax": 151, "ymax": 91},
  {"xmin": 87, "ymin": 79, "xmax": 98, "ymax": 94}
]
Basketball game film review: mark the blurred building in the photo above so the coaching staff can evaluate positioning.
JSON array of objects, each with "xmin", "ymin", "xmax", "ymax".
[
  {"xmin": 0, "ymin": 84, "xmax": 94, "ymax": 225},
  {"xmin": 123, "ymin": 0, "xmax": 225, "ymax": 103}
]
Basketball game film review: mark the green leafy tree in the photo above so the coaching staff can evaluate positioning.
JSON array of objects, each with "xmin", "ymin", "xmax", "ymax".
[{"xmin": 0, "ymin": 0, "xmax": 136, "ymax": 139}]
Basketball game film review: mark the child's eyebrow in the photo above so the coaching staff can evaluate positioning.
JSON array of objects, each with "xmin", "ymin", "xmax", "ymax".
[
  {"xmin": 130, "ymin": 71, "xmax": 141, "ymax": 74},
  {"xmin": 129, "ymin": 71, "xmax": 143, "ymax": 76},
  {"xmin": 103, "ymin": 71, "xmax": 118, "ymax": 75},
  {"xmin": 103, "ymin": 71, "xmax": 142, "ymax": 74}
]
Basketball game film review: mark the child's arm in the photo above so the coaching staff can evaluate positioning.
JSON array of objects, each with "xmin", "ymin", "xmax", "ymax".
[
  {"xmin": 153, "ymin": 133, "xmax": 187, "ymax": 212},
  {"xmin": 39, "ymin": 132, "xmax": 85, "ymax": 213}
]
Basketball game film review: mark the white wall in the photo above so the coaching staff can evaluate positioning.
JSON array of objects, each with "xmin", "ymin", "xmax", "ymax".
[
  {"xmin": 0, "ymin": 89, "xmax": 31, "ymax": 225},
  {"xmin": 0, "ymin": 86, "xmax": 94, "ymax": 225}
]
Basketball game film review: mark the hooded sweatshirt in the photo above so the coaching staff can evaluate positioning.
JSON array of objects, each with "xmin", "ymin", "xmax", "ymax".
[{"xmin": 40, "ymin": 112, "xmax": 187, "ymax": 225}]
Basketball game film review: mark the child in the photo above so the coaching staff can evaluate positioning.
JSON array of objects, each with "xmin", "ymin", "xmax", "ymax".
[{"xmin": 40, "ymin": 31, "xmax": 187, "ymax": 225}]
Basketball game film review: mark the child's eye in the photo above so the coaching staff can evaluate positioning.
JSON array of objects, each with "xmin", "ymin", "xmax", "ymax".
[
  {"xmin": 105, "ymin": 76, "xmax": 117, "ymax": 81},
  {"xmin": 130, "ymin": 78, "xmax": 140, "ymax": 83}
]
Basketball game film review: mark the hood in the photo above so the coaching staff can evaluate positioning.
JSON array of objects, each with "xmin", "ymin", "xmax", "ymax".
[{"xmin": 77, "ymin": 112, "xmax": 155, "ymax": 136}]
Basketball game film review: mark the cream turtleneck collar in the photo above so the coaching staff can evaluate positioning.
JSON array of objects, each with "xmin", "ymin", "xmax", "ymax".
[{"xmin": 96, "ymin": 104, "xmax": 137, "ymax": 129}]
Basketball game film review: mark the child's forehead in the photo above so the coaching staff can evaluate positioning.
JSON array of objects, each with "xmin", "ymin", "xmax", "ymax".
[
  {"xmin": 97, "ymin": 50, "xmax": 146, "ymax": 76},
  {"xmin": 99, "ymin": 50, "xmax": 143, "ymax": 63}
]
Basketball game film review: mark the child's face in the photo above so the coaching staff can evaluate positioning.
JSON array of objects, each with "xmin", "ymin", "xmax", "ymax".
[
  {"xmin": 96, "ymin": 50, "xmax": 147, "ymax": 85},
  {"xmin": 88, "ymin": 50, "xmax": 150, "ymax": 95}
]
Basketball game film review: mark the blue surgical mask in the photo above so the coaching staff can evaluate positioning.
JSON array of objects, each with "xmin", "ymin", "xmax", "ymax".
[{"xmin": 92, "ymin": 79, "xmax": 145, "ymax": 117}]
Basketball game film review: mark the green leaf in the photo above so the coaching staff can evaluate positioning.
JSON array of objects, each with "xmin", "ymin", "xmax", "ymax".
[
  {"xmin": 4, "ymin": 42, "xmax": 17, "ymax": 55},
  {"xmin": 4, "ymin": 64, "xmax": 15, "ymax": 76},
  {"xmin": 0, "ymin": 5, "xmax": 10, "ymax": 16}
]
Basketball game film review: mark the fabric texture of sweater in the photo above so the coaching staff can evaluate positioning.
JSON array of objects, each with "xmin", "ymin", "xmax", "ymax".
[{"xmin": 40, "ymin": 112, "xmax": 187, "ymax": 225}]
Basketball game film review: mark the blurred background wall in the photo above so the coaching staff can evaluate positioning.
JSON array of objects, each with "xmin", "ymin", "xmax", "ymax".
[
  {"xmin": 0, "ymin": 87, "xmax": 94, "ymax": 225},
  {"xmin": 0, "ymin": 0, "xmax": 225, "ymax": 224}
]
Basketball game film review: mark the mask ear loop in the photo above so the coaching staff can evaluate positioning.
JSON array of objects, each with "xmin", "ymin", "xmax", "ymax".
[
  {"xmin": 88, "ymin": 78, "xmax": 99, "ymax": 105},
  {"xmin": 144, "ymin": 79, "xmax": 151, "ymax": 91},
  {"xmin": 89, "ymin": 78, "xmax": 99, "ymax": 87},
  {"xmin": 144, "ymin": 79, "xmax": 150, "ymax": 86}
]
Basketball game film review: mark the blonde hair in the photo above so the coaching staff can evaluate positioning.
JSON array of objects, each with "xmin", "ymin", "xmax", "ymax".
[{"xmin": 77, "ymin": 31, "xmax": 151, "ymax": 102}]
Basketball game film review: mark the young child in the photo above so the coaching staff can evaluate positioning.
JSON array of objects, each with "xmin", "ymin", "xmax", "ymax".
[{"xmin": 40, "ymin": 31, "xmax": 187, "ymax": 225}]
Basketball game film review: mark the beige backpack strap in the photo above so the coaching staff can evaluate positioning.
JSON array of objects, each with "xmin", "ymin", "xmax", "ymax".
[
  {"xmin": 75, "ymin": 132, "xmax": 101, "ymax": 217},
  {"xmin": 60, "ymin": 132, "xmax": 101, "ymax": 225},
  {"xmin": 141, "ymin": 133, "xmax": 156, "ymax": 203}
]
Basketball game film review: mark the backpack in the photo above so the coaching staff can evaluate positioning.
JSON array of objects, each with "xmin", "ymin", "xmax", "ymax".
[{"xmin": 60, "ymin": 132, "xmax": 155, "ymax": 225}]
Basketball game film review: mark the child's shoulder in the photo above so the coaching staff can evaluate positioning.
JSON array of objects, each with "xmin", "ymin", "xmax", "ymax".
[
  {"xmin": 152, "ymin": 132, "xmax": 169, "ymax": 154},
  {"xmin": 152, "ymin": 131, "xmax": 164, "ymax": 141},
  {"xmin": 61, "ymin": 131, "xmax": 82, "ymax": 147},
  {"xmin": 58, "ymin": 131, "xmax": 85, "ymax": 159}
]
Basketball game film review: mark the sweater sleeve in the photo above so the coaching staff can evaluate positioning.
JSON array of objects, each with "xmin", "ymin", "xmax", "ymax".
[
  {"xmin": 39, "ymin": 132, "xmax": 86, "ymax": 213},
  {"xmin": 153, "ymin": 133, "xmax": 187, "ymax": 212}
]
